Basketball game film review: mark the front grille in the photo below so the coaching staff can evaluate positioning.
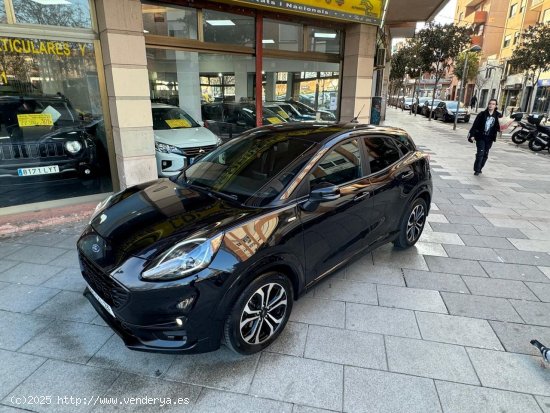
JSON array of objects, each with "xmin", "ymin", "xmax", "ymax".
[
  {"xmin": 0, "ymin": 142, "xmax": 67, "ymax": 161},
  {"xmin": 180, "ymin": 145, "xmax": 216, "ymax": 158},
  {"xmin": 79, "ymin": 253, "xmax": 129, "ymax": 309}
]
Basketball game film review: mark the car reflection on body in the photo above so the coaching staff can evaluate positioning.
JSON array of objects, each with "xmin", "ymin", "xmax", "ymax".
[{"xmin": 79, "ymin": 123, "xmax": 432, "ymax": 355}]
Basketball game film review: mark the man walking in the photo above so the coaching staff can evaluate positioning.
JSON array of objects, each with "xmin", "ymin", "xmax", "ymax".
[
  {"xmin": 468, "ymin": 99, "xmax": 500, "ymax": 176},
  {"xmin": 470, "ymin": 94, "xmax": 477, "ymax": 110}
]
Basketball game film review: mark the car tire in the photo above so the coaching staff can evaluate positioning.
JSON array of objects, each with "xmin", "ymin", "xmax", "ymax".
[
  {"xmin": 393, "ymin": 197, "xmax": 427, "ymax": 249},
  {"xmin": 224, "ymin": 271, "xmax": 293, "ymax": 355}
]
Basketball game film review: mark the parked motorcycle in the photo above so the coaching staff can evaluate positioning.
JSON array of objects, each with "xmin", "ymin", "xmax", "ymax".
[
  {"xmin": 509, "ymin": 112, "xmax": 539, "ymax": 144},
  {"xmin": 528, "ymin": 125, "xmax": 550, "ymax": 152}
]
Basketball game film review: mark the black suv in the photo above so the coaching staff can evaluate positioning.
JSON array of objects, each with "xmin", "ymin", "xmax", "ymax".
[
  {"xmin": 0, "ymin": 95, "xmax": 102, "ymax": 183},
  {"xmin": 79, "ymin": 123, "xmax": 432, "ymax": 355}
]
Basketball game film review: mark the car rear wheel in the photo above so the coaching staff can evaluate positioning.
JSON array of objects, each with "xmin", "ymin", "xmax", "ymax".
[
  {"xmin": 224, "ymin": 272, "xmax": 293, "ymax": 355},
  {"xmin": 393, "ymin": 198, "xmax": 427, "ymax": 249}
]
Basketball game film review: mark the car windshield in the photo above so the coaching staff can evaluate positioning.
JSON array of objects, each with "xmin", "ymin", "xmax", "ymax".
[
  {"xmin": 152, "ymin": 107, "xmax": 200, "ymax": 130},
  {"xmin": 446, "ymin": 102, "xmax": 459, "ymax": 110},
  {"xmin": 429, "ymin": 100, "xmax": 441, "ymax": 107},
  {"xmin": 178, "ymin": 131, "xmax": 316, "ymax": 206}
]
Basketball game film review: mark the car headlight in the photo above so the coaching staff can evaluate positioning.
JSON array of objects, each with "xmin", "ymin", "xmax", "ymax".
[
  {"xmin": 216, "ymin": 136, "xmax": 223, "ymax": 146},
  {"xmin": 65, "ymin": 140, "xmax": 82, "ymax": 154},
  {"xmin": 142, "ymin": 234, "xmax": 224, "ymax": 281},
  {"xmin": 155, "ymin": 142, "xmax": 184, "ymax": 155}
]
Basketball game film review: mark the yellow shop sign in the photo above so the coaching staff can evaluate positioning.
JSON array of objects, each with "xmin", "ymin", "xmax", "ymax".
[
  {"xmin": 0, "ymin": 38, "xmax": 87, "ymax": 57},
  {"xmin": 225, "ymin": 0, "xmax": 384, "ymax": 24},
  {"xmin": 17, "ymin": 114, "xmax": 54, "ymax": 127}
]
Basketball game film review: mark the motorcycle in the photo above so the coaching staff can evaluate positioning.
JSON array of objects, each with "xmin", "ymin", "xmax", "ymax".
[
  {"xmin": 509, "ymin": 112, "xmax": 540, "ymax": 144},
  {"xmin": 528, "ymin": 123, "xmax": 550, "ymax": 152}
]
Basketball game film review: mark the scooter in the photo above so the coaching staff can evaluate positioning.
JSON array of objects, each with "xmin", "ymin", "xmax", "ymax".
[
  {"xmin": 509, "ymin": 112, "xmax": 539, "ymax": 144},
  {"xmin": 528, "ymin": 124, "xmax": 550, "ymax": 152}
]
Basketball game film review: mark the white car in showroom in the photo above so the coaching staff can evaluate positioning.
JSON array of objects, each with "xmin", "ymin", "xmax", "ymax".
[{"xmin": 151, "ymin": 103, "xmax": 220, "ymax": 177}]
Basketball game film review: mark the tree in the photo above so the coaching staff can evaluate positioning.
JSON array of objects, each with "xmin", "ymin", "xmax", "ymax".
[
  {"xmin": 389, "ymin": 47, "xmax": 408, "ymax": 107},
  {"xmin": 454, "ymin": 51, "xmax": 480, "ymax": 82},
  {"xmin": 11, "ymin": 0, "xmax": 90, "ymax": 28},
  {"xmin": 509, "ymin": 23, "xmax": 550, "ymax": 113},
  {"xmin": 414, "ymin": 23, "xmax": 472, "ymax": 119}
]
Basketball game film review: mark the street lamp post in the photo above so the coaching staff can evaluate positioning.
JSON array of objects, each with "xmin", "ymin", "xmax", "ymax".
[{"xmin": 454, "ymin": 45, "xmax": 482, "ymax": 131}]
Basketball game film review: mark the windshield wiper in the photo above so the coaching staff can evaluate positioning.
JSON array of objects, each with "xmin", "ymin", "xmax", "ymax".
[{"xmin": 186, "ymin": 182, "xmax": 240, "ymax": 203}]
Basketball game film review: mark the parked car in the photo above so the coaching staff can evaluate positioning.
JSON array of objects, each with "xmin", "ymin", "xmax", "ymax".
[
  {"xmin": 0, "ymin": 95, "xmax": 102, "ymax": 184},
  {"xmin": 402, "ymin": 97, "xmax": 415, "ymax": 111},
  {"xmin": 420, "ymin": 99, "xmax": 442, "ymax": 117},
  {"xmin": 412, "ymin": 98, "xmax": 428, "ymax": 114},
  {"xmin": 433, "ymin": 101, "xmax": 470, "ymax": 123},
  {"xmin": 79, "ymin": 123, "xmax": 432, "ymax": 355},
  {"xmin": 152, "ymin": 103, "xmax": 220, "ymax": 177},
  {"xmin": 201, "ymin": 102, "xmax": 286, "ymax": 142},
  {"xmin": 276, "ymin": 99, "xmax": 337, "ymax": 122}
]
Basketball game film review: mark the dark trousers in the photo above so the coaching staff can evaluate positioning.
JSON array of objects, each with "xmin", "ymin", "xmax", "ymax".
[{"xmin": 474, "ymin": 138, "xmax": 493, "ymax": 172}]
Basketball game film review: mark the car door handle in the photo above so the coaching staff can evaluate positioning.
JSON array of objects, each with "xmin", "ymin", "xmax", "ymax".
[
  {"xmin": 353, "ymin": 192, "xmax": 370, "ymax": 201},
  {"xmin": 399, "ymin": 171, "xmax": 414, "ymax": 180}
]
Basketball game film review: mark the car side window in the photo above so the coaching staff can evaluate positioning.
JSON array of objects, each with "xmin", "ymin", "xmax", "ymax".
[
  {"xmin": 437, "ymin": 102, "xmax": 444, "ymax": 108},
  {"xmin": 393, "ymin": 134, "xmax": 415, "ymax": 156},
  {"xmin": 309, "ymin": 139, "xmax": 361, "ymax": 188},
  {"xmin": 363, "ymin": 136, "xmax": 401, "ymax": 174}
]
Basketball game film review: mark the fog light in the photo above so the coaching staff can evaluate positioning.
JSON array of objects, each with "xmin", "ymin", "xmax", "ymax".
[
  {"xmin": 176, "ymin": 296, "xmax": 195, "ymax": 311},
  {"xmin": 84, "ymin": 168, "xmax": 91, "ymax": 175},
  {"xmin": 176, "ymin": 317, "xmax": 184, "ymax": 326},
  {"xmin": 161, "ymin": 160, "xmax": 172, "ymax": 170}
]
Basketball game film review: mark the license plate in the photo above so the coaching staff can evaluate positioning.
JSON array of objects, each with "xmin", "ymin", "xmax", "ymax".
[
  {"xmin": 17, "ymin": 165, "xmax": 59, "ymax": 176},
  {"xmin": 86, "ymin": 282, "xmax": 115, "ymax": 318}
]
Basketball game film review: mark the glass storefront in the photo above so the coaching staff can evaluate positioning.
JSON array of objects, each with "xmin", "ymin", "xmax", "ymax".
[{"xmin": 0, "ymin": 1, "xmax": 113, "ymax": 208}]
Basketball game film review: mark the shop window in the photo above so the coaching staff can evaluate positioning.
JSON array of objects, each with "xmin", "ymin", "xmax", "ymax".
[
  {"xmin": 263, "ymin": 19, "xmax": 303, "ymax": 52},
  {"xmin": 308, "ymin": 27, "xmax": 340, "ymax": 54},
  {"xmin": 0, "ymin": 1, "xmax": 6, "ymax": 24},
  {"xmin": 142, "ymin": 3, "xmax": 197, "ymax": 39},
  {"xmin": 0, "ymin": 36, "xmax": 112, "ymax": 207},
  {"xmin": 203, "ymin": 10, "xmax": 254, "ymax": 47},
  {"xmin": 12, "ymin": 0, "xmax": 92, "ymax": 28}
]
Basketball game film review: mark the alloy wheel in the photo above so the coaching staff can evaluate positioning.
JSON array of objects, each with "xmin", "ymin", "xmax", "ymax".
[
  {"xmin": 239, "ymin": 282, "xmax": 288, "ymax": 345},
  {"xmin": 406, "ymin": 204, "xmax": 425, "ymax": 243}
]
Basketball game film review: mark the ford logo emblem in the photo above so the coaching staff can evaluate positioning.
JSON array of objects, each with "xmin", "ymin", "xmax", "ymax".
[{"xmin": 91, "ymin": 244, "xmax": 101, "ymax": 253}]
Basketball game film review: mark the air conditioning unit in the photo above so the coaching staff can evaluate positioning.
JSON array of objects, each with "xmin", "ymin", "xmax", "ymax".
[{"xmin": 375, "ymin": 48, "xmax": 386, "ymax": 67}]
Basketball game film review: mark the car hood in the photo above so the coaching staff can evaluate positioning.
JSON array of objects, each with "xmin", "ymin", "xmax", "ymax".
[
  {"xmin": 85, "ymin": 179, "xmax": 259, "ymax": 269},
  {"xmin": 2, "ymin": 125, "xmax": 85, "ymax": 143},
  {"xmin": 154, "ymin": 127, "xmax": 217, "ymax": 147}
]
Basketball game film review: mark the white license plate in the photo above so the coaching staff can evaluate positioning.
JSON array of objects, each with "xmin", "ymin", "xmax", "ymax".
[
  {"xmin": 17, "ymin": 165, "xmax": 59, "ymax": 176},
  {"xmin": 87, "ymin": 282, "xmax": 115, "ymax": 318}
]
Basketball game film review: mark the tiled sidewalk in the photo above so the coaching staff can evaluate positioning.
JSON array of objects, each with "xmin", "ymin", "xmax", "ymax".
[{"xmin": 1, "ymin": 108, "xmax": 550, "ymax": 412}]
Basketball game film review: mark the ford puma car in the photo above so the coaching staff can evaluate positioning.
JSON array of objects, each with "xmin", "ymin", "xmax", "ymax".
[{"xmin": 79, "ymin": 123, "xmax": 432, "ymax": 355}]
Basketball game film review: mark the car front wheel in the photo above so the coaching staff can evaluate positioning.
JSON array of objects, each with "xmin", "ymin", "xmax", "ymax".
[
  {"xmin": 224, "ymin": 272, "xmax": 293, "ymax": 355},
  {"xmin": 393, "ymin": 197, "xmax": 427, "ymax": 249}
]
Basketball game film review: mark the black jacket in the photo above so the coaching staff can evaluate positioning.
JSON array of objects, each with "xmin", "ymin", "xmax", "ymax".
[{"xmin": 469, "ymin": 110, "xmax": 500, "ymax": 142}]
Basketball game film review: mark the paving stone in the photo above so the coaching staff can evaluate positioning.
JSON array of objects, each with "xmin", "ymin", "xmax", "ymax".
[
  {"xmin": 265, "ymin": 321, "xmax": 308, "ymax": 357},
  {"xmin": 304, "ymin": 325, "xmax": 386, "ymax": 370},
  {"xmin": 486, "ymin": 218, "xmax": 539, "ymax": 229},
  {"xmin": 0, "ymin": 260, "xmax": 18, "ymax": 273},
  {"xmin": 494, "ymin": 249, "xmax": 550, "ymax": 266},
  {"xmin": 467, "ymin": 348, "xmax": 550, "ymax": 396},
  {"xmin": 19, "ymin": 320, "xmax": 113, "ymax": 364},
  {"xmin": 429, "ymin": 223, "xmax": 479, "ymax": 235},
  {"xmin": 0, "ymin": 284, "xmax": 59, "ymax": 313},
  {"xmin": 0, "ymin": 281, "xmax": 7, "ymax": 290},
  {"xmin": 441, "ymin": 292, "xmax": 523, "ymax": 323},
  {"xmin": 94, "ymin": 373, "xmax": 201, "ymax": 413},
  {"xmin": 292, "ymin": 406, "xmax": 337, "ymax": 413},
  {"xmin": 0, "ymin": 242, "xmax": 24, "ymax": 259},
  {"xmin": 3, "ymin": 245, "xmax": 67, "ymax": 264},
  {"xmin": 425, "ymin": 256, "xmax": 487, "ymax": 277},
  {"xmin": 458, "ymin": 234, "xmax": 516, "ymax": 250},
  {"xmin": 419, "ymin": 230, "xmax": 464, "ymax": 245},
  {"xmin": 0, "ymin": 405, "xmax": 34, "ymax": 413},
  {"xmin": 412, "ymin": 242, "xmax": 448, "ymax": 257},
  {"xmin": 474, "ymin": 206, "xmax": 520, "ymax": 217},
  {"xmin": 3, "ymin": 359, "xmax": 119, "ymax": 413},
  {"xmin": 0, "ymin": 262, "xmax": 63, "ymax": 285},
  {"xmin": 88, "ymin": 335, "xmax": 176, "ymax": 378},
  {"xmin": 461, "ymin": 276, "xmax": 539, "ymax": 301},
  {"xmin": 42, "ymin": 267, "xmax": 87, "ymax": 292},
  {"xmin": 289, "ymin": 297, "xmax": 345, "ymax": 328},
  {"xmin": 489, "ymin": 321, "xmax": 550, "ymax": 356},
  {"xmin": 480, "ymin": 262, "xmax": 549, "ymax": 282},
  {"xmin": 371, "ymin": 244, "xmax": 429, "ymax": 271},
  {"xmin": 377, "ymin": 285, "xmax": 447, "ymax": 313},
  {"xmin": 509, "ymin": 300, "xmax": 550, "ymax": 327},
  {"xmin": 404, "ymin": 269, "xmax": 469, "ymax": 293},
  {"xmin": 537, "ymin": 396, "xmax": 550, "ymax": 413},
  {"xmin": 250, "ymin": 353, "xmax": 343, "ymax": 411},
  {"xmin": 385, "ymin": 336, "xmax": 479, "ymax": 384},
  {"xmin": 344, "ymin": 366, "xmax": 442, "ymax": 413},
  {"xmin": 475, "ymin": 226, "xmax": 527, "ymax": 238},
  {"xmin": 519, "ymin": 229, "xmax": 550, "ymax": 241},
  {"xmin": 17, "ymin": 232, "xmax": 74, "ymax": 248},
  {"xmin": 0, "ymin": 311, "xmax": 50, "ymax": 351},
  {"xmin": 509, "ymin": 239, "xmax": 550, "ymax": 253},
  {"xmin": 51, "ymin": 250, "xmax": 80, "ymax": 268},
  {"xmin": 416, "ymin": 312, "xmax": 503, "ymax": 350},
  {"xmin": 165, "ymin": 346, "xmax": 259, "ymax": 393},
  {"xmin": 442, "ymin": 245, "xmax": 502, "ymax": 262},
  {"xmin": 0, "ymin": 349, "xmax": 45, "ymax": 399},
  {"xmin": 435, "ymin": 381, "xmax": 542, "ymax": 413},
  {"xmin": 540, "ymin": 266, "xmax": 550, "ymax": 279},
  {"xmin": 449, "ymin": 198, "xmax": 490, "ymax": 207},
  {"xmin": 346, "ymin": 262, "xmax": 405, "ymax": 286},
  {"xmin": 445, "ymin": 215, "xmax": 492, "ymax": 226},
  {"xmin": 346, "ymin": 303, "xmax": 420, "ymax": 339},
  {"xmin": 426, "ymin": 214, "xmax": 449, "ymax": 223},
  {"xmin": 193, "ymin": 388, "xmax": 292, "ymax": 413},
  {"xmin": 435, "ymin": 204, "xmax": 482, "ymax": 217},
  {"xmin": 33, "ymin": 291, "xmax": 97, "ymax": 322},
  {"xmin": 526, "ymin": 282, "xmax": 550, "ymax": 302},
  {"xmin": 313, "ymin": 278, "xmax": 377, "ymax": 305}
]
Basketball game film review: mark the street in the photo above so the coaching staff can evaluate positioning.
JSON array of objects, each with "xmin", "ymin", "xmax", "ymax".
[{"xmin": 0, "ymin": 107, "xmax": 550, "ymax": 413}]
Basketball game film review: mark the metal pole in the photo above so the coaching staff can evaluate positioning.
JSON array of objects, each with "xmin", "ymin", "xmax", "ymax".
[
  {"xmin": 454, "ymin": 54, "xmax": 468, "ymax": 131},
  {"xmin": 255, "ymin": 13, "xmax": 263, "ymax": 127}
]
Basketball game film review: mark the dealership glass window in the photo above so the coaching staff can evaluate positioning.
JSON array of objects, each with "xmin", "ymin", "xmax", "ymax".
[
  {"xmin": 0, "ymin": 36, "xmax": 112, "ymax": 207},
  {"xmin": 12, "ymin": 0, "xmax": 92, "ymax": 28},
  {"xmin": 308, "ymin": 27, "xmax": 340, "ymax": 54},
  {"xmin": 203, "ymin": 10, "xmax": 254, "ymax": 46},
  {"xmin": 142, "ymin": 3, "xmax": 198, "ymax": 39},
  {"xmin": 263, "ymin": 19, "xmax": 303, "ymax": 52},
  {"xmin": 263, "ymin": 57, "xmax": 340, "ymax": 118}
]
